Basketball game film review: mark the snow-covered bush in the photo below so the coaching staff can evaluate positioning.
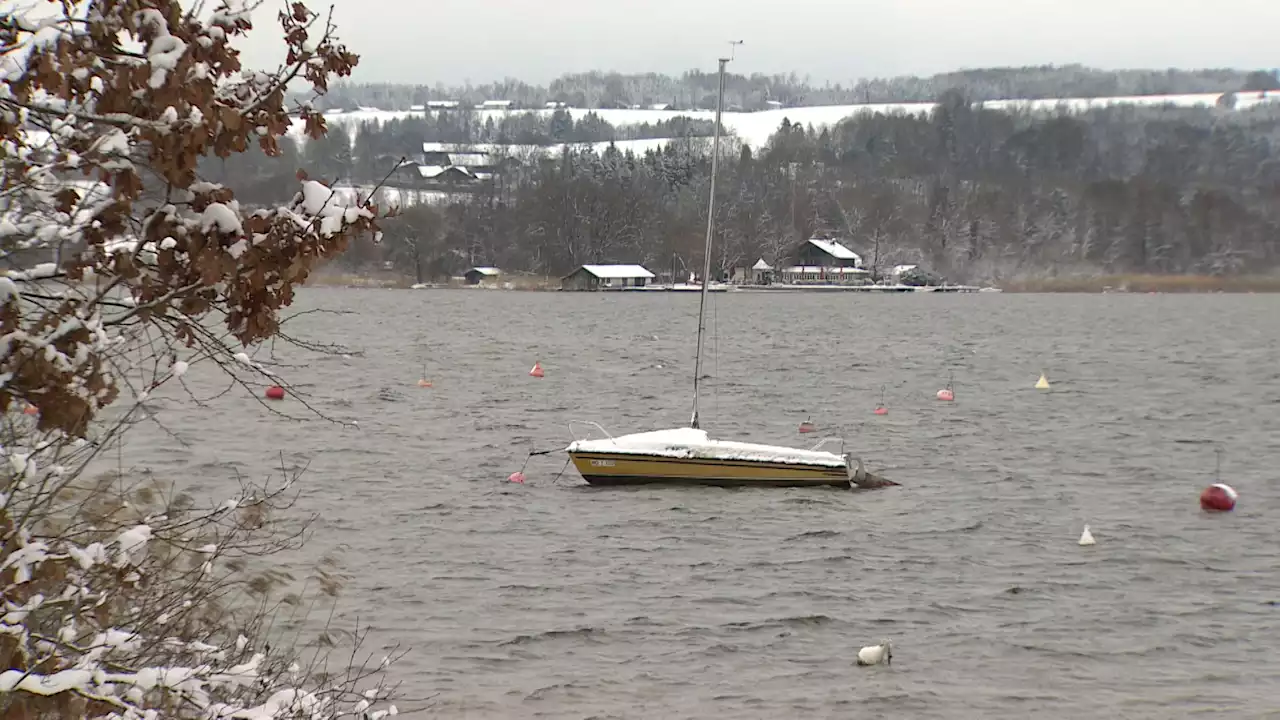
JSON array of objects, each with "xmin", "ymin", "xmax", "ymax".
[{"xmin": 0, "ymin": 1, "xmax": 398, "ymax": 717}]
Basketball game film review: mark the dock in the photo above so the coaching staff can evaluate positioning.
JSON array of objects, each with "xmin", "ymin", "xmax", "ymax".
[
  {"xmin": 734, "ymin": 283, "xmax": 992, "ymax": 293},
  {"xmin": 582, "ymin": 283, "xmax": 998, "ymax": 294}
]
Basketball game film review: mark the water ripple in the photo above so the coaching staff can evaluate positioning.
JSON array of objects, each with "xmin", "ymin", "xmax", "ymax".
[{"xmin": 111, "ymin": 289, "xmax": 1280, "ymax": 719}]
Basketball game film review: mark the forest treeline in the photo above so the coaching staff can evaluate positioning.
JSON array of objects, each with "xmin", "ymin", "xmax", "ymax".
[
  {"xmin": 214, "ymin": 90, "xmax": 1280, "ymax": 284},
  {"xmin": 304, "ymin": 65, "xmax": 1280, "ymax": 112},
  {"xmin": 200, "ymin": 107, "xmax": 713, "ymax": 192}
]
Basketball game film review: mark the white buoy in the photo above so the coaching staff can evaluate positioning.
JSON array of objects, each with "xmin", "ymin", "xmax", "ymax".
[
  {"xmin": 856, "ymin": 639, "xmax": 892, "ymax": 666},
  {"xmin": 1078, "ymin": 525, "xmax": 1096, "ymax": 546}
]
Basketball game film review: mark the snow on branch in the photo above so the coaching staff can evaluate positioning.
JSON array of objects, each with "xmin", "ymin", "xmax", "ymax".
[{"xmin": 0, "ymin": 0, "xmax": 379, "ymax": 437}]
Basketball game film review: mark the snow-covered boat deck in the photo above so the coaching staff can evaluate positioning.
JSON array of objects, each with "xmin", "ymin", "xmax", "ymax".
[{"xmin": 567, "ymin": 427, "xmax": 847, "ymax": 468}]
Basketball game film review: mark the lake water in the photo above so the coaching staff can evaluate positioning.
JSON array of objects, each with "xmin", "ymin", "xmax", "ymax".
[{"xmin": 124, "ymin": 288, "xmax": 1280, "ymax": 718}]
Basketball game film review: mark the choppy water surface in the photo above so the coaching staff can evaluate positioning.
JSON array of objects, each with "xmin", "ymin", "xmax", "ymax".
[{"xmin": 126, "ymin": 289, "xmax": 1280, "ymax": 718}]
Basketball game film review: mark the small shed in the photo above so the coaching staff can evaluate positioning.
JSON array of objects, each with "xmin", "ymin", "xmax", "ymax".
[
  {"xmin": 751, "ymin": 258, "xmax": 774, "ymax": 285},
  {"xmin": 890, "ymin": 264, "xmax": 918, "ymax": 281},
  {"xmin": 561, "ymin": 264, "xmax": 655, "ymax": 291},
  {"xmin": 464, "ymin": 267, "xmax": 500, "ymax": 285}
]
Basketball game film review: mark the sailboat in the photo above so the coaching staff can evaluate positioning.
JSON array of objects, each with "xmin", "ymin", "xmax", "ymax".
[{"xmin": 565, "ymin": 50, "xmax": 894, "ymax": 490}]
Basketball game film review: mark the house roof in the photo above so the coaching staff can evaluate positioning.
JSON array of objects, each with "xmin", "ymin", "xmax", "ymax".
[
  {"xmin": 417, "ymin": 165, "xmax": 476, "ymax": 180},
  {"xmin": 466, "ymin": 267, "xmax": 500, "ymax": 276},
  {"xmin": 752, "ymin": 258, "xmax": 773, "ymax": 270},
  {"xmin": 807, "ymin": 238, "xmax": 860, "ymax": 261},
  {"xmin": 572, "ymin": 264, "xmax": 655, "ymax": 279},
  {"xmin": 422, "ymin": 142, "xmax": 479, "ymax": 153},
  {"xmin": 445, "ymin": 152, "xmax": 492, "ymax": 166}
]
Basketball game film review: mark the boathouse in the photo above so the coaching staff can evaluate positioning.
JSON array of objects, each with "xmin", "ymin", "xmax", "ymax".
[
  {"xmin": 561, "ymin": 264, "xmax": 655, "ymax": 291},
  {"xmin": 463, "ymin": 267, "xmax": 501, "ymax": 285}
]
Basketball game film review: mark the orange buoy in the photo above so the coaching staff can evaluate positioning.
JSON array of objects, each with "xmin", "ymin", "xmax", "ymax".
[
  {"xmin": 798, "ymin": 419, "xmax": 816, "ymax": 434},
  {"xmin": 264, "ymin": 385, "xmax": 285, "ymax": 400},
  {"xmin": 873, "ymin": 405, "xmax": 888, "ymax": 416},
  {"xmin": 529, "ymin": 361, "xmax": 544, "ymax": 378},
  {"xmin": 936, "ymin": 388, "xmax": 954, "ymax": 402},
  {"xmin": 22, "ymin": 404, "xmax": 37, "ymax": 416},
  {"xmin": 417, "ymin": 379, "xmax": 433, "ymax": 388},
  {"xmin": 1199, "ymin": 483, "xmax": 1237, "ymax": 512}
]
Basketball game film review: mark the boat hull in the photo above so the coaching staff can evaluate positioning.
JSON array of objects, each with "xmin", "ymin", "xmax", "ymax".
[{"xmin": 568, "ymin": 450, "xmax": 849, "ymax": 488}]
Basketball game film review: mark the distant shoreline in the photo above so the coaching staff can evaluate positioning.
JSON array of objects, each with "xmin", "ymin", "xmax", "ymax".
[
  {"xmin": 1000, "ymin": 274, "xmax": 1280, "ymax": 293},
  {"xmin": 303, "ymin": 272, "xmax": 1280, "ymax": 294}
]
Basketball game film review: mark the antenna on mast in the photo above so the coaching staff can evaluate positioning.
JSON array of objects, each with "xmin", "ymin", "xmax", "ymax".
[{"xmin": 727, "ymin": 40, "xmax": 744, "ymax": 61}]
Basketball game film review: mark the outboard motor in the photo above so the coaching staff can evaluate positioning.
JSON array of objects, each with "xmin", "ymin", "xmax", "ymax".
[{"xmin": 845, "ymin": 454, "xmax": 898, "ymax": 489}]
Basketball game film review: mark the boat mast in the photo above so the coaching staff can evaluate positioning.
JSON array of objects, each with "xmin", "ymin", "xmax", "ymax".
[{"xmin": 691, "ymin": 43, "xmax": 739, "ymax": 430}]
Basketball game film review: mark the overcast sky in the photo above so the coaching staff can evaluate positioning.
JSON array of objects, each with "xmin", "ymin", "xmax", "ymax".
[{"xmin": 234, "ymin": 0, "xmax": 1280, "ymax": 85}]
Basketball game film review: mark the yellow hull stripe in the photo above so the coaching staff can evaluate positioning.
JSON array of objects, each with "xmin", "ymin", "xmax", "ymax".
[{"xmin": 568, "ymin": 450, "xmax": 847, "ymax": 484}]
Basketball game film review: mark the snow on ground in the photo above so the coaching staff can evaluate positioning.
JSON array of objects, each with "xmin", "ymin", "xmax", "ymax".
[
  {"xmin": 421, "ymin": 137, "xmax": 712, "ymax": 158},
  {"xmin": 14, "ymin": 92, "xmax": 1275, "ymax": 156},
  {"xmin": 297, "ymin": 91, "xmax": 1280, "ymax": 148},
  {"xmin": 357, "ymin": 186, "xmax": 458, "ymax": 208}
]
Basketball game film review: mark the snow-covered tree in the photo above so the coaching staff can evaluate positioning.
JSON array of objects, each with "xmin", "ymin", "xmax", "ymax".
[{"xmin": 0, "ymin": 1, "xmax": 400, "ymax": 717}]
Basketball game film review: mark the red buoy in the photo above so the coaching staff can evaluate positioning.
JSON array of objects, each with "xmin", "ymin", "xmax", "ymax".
[
  {"xmin": 798, "ymin": 420, "xmax": 816, "ymax": 434},
  {"xmin": 873, "ymin": 405, "xmax": 888, "ymax": 416},
  {"xmin": 936, "ymin": 388, "xmax": 954, "ymax": 402},
  {"xmin": 1199, "ymin": 483, "xmax": 1237, "ymax": 512},
  {"xmin": 264, "ymin": 385, "xmax": 285, "ymax": 400},
  {"xmin": 507, "ymin": 471, "xmax": 526, "ymax": 484},
  {"xmin": 529, "ymin": 361, "xmax": 544, "ymax": 378}
]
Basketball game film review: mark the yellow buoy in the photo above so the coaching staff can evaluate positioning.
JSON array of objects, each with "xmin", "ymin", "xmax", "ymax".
[{"xmin": 1035, "ymin": 373, "xmax": 1051, "ymax": 390}]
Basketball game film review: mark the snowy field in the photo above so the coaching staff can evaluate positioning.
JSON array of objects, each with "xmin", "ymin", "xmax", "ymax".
[
  {"xmin": 298, "ymin": 91, "xmax": 1280, "ymax": 148},
  {"xmin": 17, "ymin": 91, "xmax": 1277, "ymax": 155}
]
